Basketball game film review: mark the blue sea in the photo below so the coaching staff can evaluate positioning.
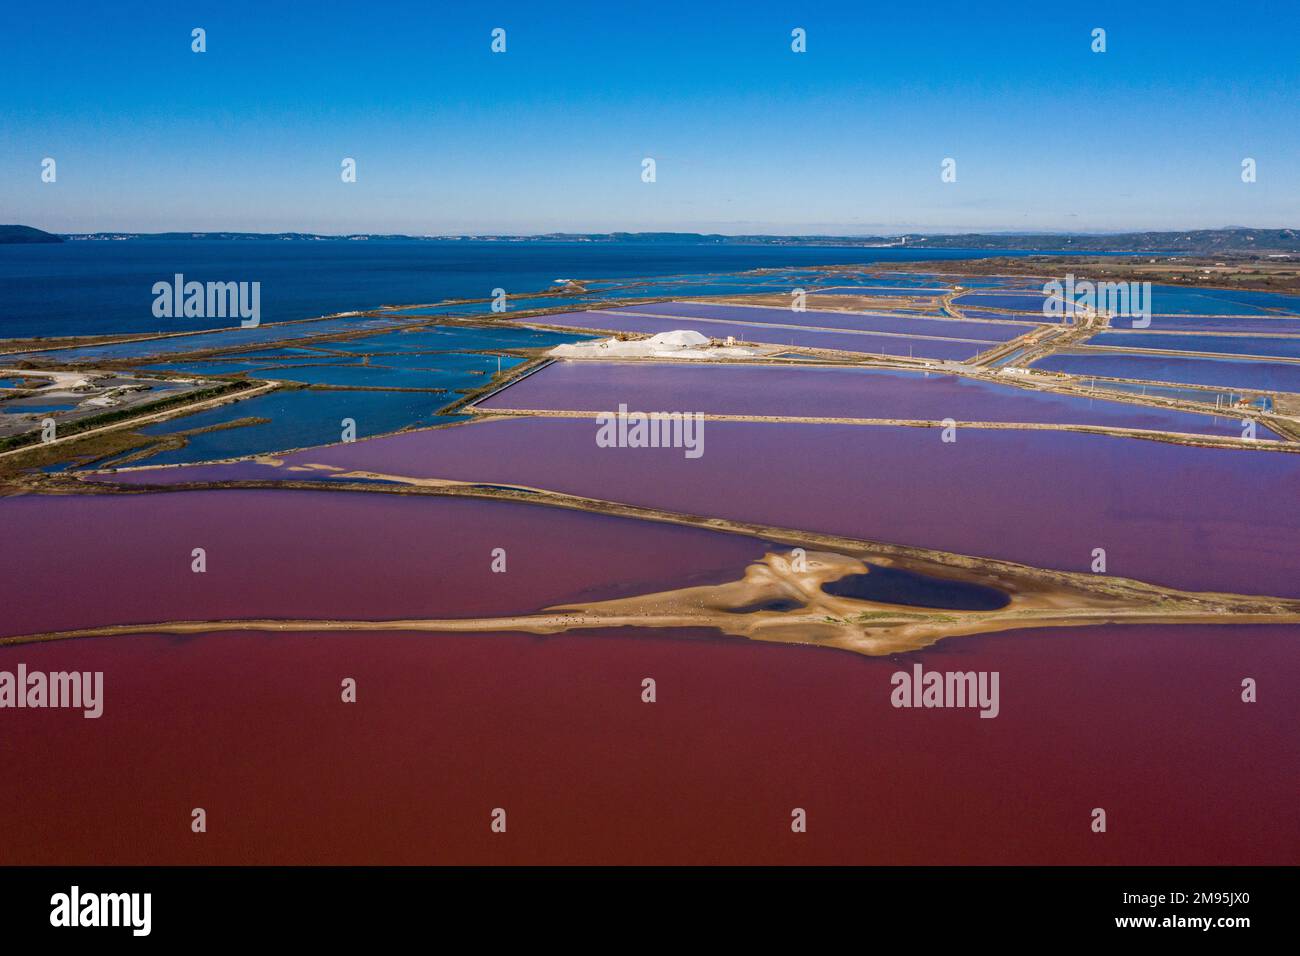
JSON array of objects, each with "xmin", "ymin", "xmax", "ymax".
[{"xmin": 0, "ymin": 239, "xmax": 1043, "ymax": 340}]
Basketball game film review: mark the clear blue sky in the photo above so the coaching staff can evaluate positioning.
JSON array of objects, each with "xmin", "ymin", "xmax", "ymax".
[{"xmin": 2, "ymin": 0, "xmax": 1296, "ymax": 234}]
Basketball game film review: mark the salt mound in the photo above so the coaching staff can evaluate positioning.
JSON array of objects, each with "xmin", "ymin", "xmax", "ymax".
[
  {"xmin": 645, "ymin": 329, "xmax": 709, "ymax": 349},
  {"xmin": 549, "ymin": 329, "xmax": 757, "ymax": 360}
]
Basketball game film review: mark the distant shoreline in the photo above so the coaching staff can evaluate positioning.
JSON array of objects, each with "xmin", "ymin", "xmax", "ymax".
[{"xmin": 3, "ymin": 226, "xmax": 1298, "ymax": 256}]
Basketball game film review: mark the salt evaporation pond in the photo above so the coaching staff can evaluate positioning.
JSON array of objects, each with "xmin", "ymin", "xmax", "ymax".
[
  {"xmin": 958, "ymin": 286, "xmax": 1300, "ymax": 318},
  {"xmin": 200, "ymin": 353, "xmax": 524, "ymax": 389},
  {"xmin": 541, "ymin": 310, "xmax": 993, "ymax": 360},
  {"xmin": 0, "ymin": 489, "xmax": 774, "ymax": 640},
  {"xmin": 615, "ymin": 301, "xmax": 1034, "ymax": 340},
  {"xmin": 957, "ymin": 309, "xmax": 1057, "ymax": 323},
  {"xmin": 808, "ymin": 275, "xmax": 949, "ymax": 289},
  {"xmin": 810, "ymin": 286, "xmax": 950, "ymax": 297},
  {"xmin": 3, "ymin": 402, "xmax": 77, "ymax": 414},
  {"xmin": 881, "ymin": 273, "xmax": 1044, "ymax": 291},
  {"xmin": 329, "ymin": 324, "xmax": 590, "ymax": 353},
  {"xmin": 1089, "ymin": 332, "xmax": 1300, "ymax": 359},
  {"xmin": 1033, "ymin": 351, "xmax": 1300, "ymax": 392},
  {"xmin": 1142, "ymin": 313, "xmax": 1300, "ymax": 334},
  {"xmin": 953, "ymin": 293, "xmax": 1053, "ymax": 312},
  {"xmin": 595, "ymin": 282, "xmax": 787, "ymax": 298},
  {"xmin": 1090, "ymin": 380, "xmax": 1251, "ymax": 406},
  {"xmin": 113, "ymin": 416, "xmax": 1299, "ymax": 599},
  {"xmin": 4, "ymin": 316, "xmax": 412, "ymax": 364},
  {"xmin": 477, "ymin": 361, "xmax": 1274, "ymax": 438},
  {"xmin": 358, "ymin": 350, "xmax": 504, "ymax": 370},
  {"xmin": 1144, "ymin": 286, "xmax": 1300, "ymax": 316},
  {"xmin": 377, "ymin": 295, "xmax": 596, "ymax": 316},
  {"xmin": 140, "ymin": 356, "xmax": 356, "ymax": 376},
  {"xmin": 115, "ymin": 388, "xmax": 463, "ymax": 466},
  {"xmin": 5, "ymin": 620, "xmax": 1294, "ymax": 864}
]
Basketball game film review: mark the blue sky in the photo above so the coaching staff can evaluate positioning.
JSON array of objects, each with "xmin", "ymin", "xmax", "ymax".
[{"xmin": 2, "ymin": 0, "xmax": 1296, "ymax": 234}]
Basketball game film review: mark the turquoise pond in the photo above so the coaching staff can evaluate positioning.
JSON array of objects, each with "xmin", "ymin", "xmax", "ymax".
[
  {"xmin": 810, "ymin": 287, "xmax": 949, "ymax": 296},
  {"xmin": 89, "ymin": 389, "xmax": 468, "ymax": 468},
  {"xmin": 328, "ymin": 325, "xmax": 591, "ymax": 353},
  {"xmin": 5, "ymin": 316, "xmax": 414, "ymax": 364},
  {"xmin": 347, "ymin": 350, "xmax": 519, "ymax": 370},
  {"xmin": 144, "ymin": 349, "xmax": 521, "ymax": 385},
  {"xmin": 215, "ymin": 347, "xmax": 349, "ymax": 359},
  {"xmin": 376, "ymin": 295, "xmax": 596, "ymax": 315},
  {"xmin": 139, "ymin": 358, "xmax": 354, "ymax": 376},
  {"xmin": 223, "ymin": 354, "xmax": 524, "ymax": 389},
  {"xmin": 595, "ymin": 282, "xmax": 786, "ymax": 297},
  {"xmin": 374, "ymin": 283, "xmax": 791, "ymax": 313},
  {"xmin": 874, "ymin": 273, "xmax": 1042, "ymax": 290}
]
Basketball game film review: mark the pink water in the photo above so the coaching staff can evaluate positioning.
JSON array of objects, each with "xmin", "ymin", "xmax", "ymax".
[
  {"xmin": 162, "ymin": 417, "xmax": 1300, "ymax": 599},
  {"xmin": 479, "ymin": 360, "xmax": 1273, "ymax": 438},
  {"xmin": 0, "ymin": 490, "xmax": 771, "ymax": 639},
  {"xmin": 1, "ymin": 623, "xmax": 1293, "ymax": 864}
]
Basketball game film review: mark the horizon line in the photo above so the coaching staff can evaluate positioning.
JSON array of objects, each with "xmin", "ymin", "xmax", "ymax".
[{"xmin": 33, "ymin": 225, "xmax": 1300, "ymax": 239}]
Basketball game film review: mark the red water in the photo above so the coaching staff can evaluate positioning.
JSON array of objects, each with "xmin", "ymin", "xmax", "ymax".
[
  {"xmin": 0, "ymin": 490, "xmax": 771, "ymax": 639},
  {"xmin": 28, "ymin": 413, "xmax": 1298, "ymax": 866},
  {"xmin": 1, "ymin": 623, "xmax": 1294, "ymax": 864}
]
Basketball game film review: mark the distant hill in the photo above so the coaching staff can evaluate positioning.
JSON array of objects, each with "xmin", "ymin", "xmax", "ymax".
[
  {"xmin": 61, "ymin": 231, "xmax": 410, "ymax": 242},
  {"xmin": 0, "ymin": 224, "xmax": 63, "ymax": 244},
  {"xmin": 888, "ymin": 228, "xmax": 1300, "ymax": 255},
  {"xmin": 554, "ymin": 228, "xmax": 1300, "ymax": 254},
  {"xmin": 51, "ymin": 227, "xmax": 1300, "ymax": 255}
]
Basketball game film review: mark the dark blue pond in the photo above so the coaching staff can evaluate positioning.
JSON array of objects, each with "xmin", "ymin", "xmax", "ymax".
[{"xmin": 821, "ymin": 564, "xmax": 1010, "ymax": 611}]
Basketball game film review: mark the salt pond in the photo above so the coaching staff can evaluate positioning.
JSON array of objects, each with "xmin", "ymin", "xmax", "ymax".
[
  {"xmin": 1033, "ymin": 351, "xmax": 1300, "ymax": 392},
  {"xmin": 108, "ymin": 416, "xmax": 1299, "ymax": 598},
  {"xmin": 540, "ymin": 310, "xmax": 994, "ymax": 360},
  {"xmin": 1089, "ymin": 332, "xmax": 1300, "ymax": 359},
  {"xmin": 117, "ymin": 388, "xmax": 464, "ymax": 466},
  {"xmin": 478, "ymin": 360, "xmax": 1274, "ymax": 438}
]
